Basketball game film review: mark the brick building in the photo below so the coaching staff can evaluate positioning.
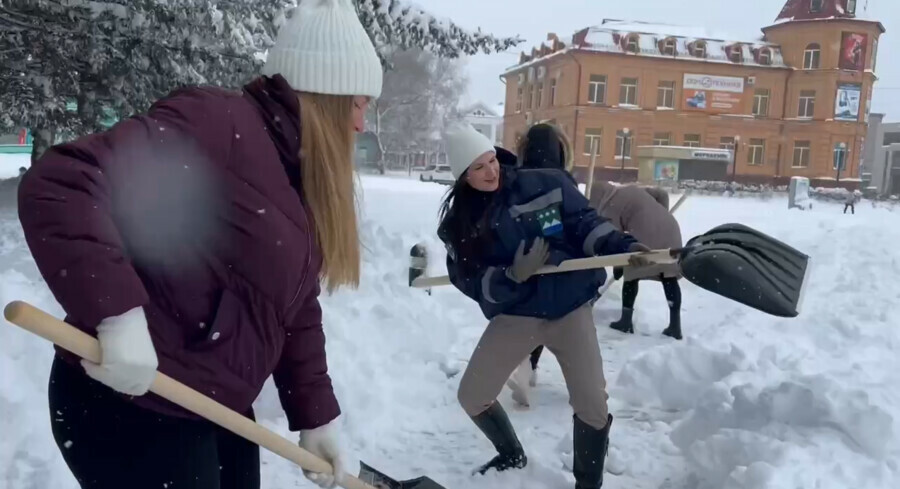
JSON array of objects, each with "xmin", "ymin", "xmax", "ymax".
[{"xmin": 501, "ymin": 0, "xmax": 885, "ymax": 187}]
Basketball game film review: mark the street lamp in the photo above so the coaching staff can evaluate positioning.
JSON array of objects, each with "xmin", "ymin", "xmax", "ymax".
[
  {"xmin": 732, "ymin": 135, "xmax": 741, "ymax": 182},
  {"xmin": 620, "ymin": 127, "xmax": 631, "ymax": 182},
  {"xmin": 836, "ymin": 142, "xmax": 847, "ymax": 182}
]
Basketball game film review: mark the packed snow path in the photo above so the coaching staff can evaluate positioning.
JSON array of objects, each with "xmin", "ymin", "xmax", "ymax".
[{"xmin": 1, "ymin": 175, "xmax": 898, "ymax": 489}]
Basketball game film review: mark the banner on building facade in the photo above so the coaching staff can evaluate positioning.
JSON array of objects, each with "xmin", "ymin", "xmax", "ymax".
[
  {"xmin": 683, "ymin": 74, "xmax": 745, "ymax": 114},
  {"xmin": 834, "ymin": 83, "xmax": 862, "ymax": 121},
  {"xmin": 654, "ymin": 160, "xmax": 679, "ymax": 182},
  {"xmin": 839, "ymin": 32, "xmax": 868, "ymax": 71}
]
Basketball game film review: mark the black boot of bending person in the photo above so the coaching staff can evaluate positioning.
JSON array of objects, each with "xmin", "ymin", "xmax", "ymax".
[
  {"xmin": 470, "ymin": 403, "xmax": 527, "ymax": 475},
  {"xmin": 610, "ymin": 280, "xmax": 638, "ymax": 334},
  {"xmin": 573, "ymin": 414, "xmax": 613, "ymax": 488},
  {"xmin": 661, "ymin": 278, "xmax": 682, "ymax": 340}
]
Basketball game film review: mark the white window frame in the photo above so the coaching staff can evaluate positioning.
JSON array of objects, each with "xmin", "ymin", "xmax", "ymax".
[
  {"xmin": 588, "ymin": 75, "xmax": 607, "ymax": 104},
  {"xmin": 793, "ymin": 141, "xmax": 811, "ymax": 168},
  {"xmin": 804, "ymin": 45, "xmax": 821, "ymax": 69},
  {"xmin": 534, "ymin": 82, "xmax": 543, "ymax": 108},
  {"xmin": 847, "ymin": 0, "xmax": 857, "ymax": 14},
  {"xmin": 516, "ymin": 86, "xmax": 523, "ymax": 113},
  {"xmin": 550, "ymin": 78, "xmax": 558, "ymax": 106},
  {"xmin": 619, "ymin": 77, "xmax": 638, "ymax": 105},
  {"xmin": 748, "ymin": 139, "xmax": 766, "ymax": 166},
  {"xmin": 693, "ymin": 42, "xmax": 707, "ymax": 58},
  {"xmin": 759, "ymin": 49, "xmax": 771, "ymax": 65},
  {"xmin": 684, "ymin": 134, "xmax": 701, "ymax": 148},
  {"xmin": 662, "ymin": 38, "xmax": 677, "ymax": 55},
  {"xmin": 616, "ymin": 132, "xmax": 633, "ymax": 159},
  {"xmin": 720, "ymin": 136, "xmax": 736, "ymax": 151},
  {"xmin": 798, "ymin": 90, "xmax": 816, "ymax": 118},
  {"xmin": 626, "ymin": 35, "xmax": 639, "ymax": 53},
  {"xmin": 653, "ymin": 133, "xmax": 671, "ymax": 146},
  {"xmin": 833, "ymin": 144, "xmax": 849, "ymax": 170},
  {"xmin": 753, "ymin": 89, "xmax": 770, "ymax": 116},
  {"xmin": 657, "ymin": 81, "xmax": 675, "ymax": 108},
  {"xmin": 583, "ymin": 129, "xmax": 602, "ymax": 156}
]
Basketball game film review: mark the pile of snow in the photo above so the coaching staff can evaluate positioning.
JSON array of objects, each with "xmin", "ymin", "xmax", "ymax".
[
  {"xmin": 0, "ymin": 153, "xmax": 29, "ymax": 180},
  {"xmin": 2, "ymin": 177, "xmax": 900, "ymax": 489}
]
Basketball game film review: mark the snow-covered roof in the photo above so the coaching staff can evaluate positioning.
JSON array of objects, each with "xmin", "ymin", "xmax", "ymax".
[
  {"xmin": 461, "ymin": 102, "xmax": 500, "ymax": 118},
  {"xmin": 505, "ymin": 19, "xmax": 791, "ymax": 75},
  {"xmin": 576, "ymin": 20, "xmax": 788, "ymax": 69},
  {"xmin": 769, "ymin": 0, "xmax": 885, "ymax": 32}
]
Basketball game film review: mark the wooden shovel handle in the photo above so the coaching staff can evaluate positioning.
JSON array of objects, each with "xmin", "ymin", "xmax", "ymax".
[
  {"xmin": 3, "ymin": 301, "xmax": 376, "ymax": 489},
  {"xmin": 411, "ymin": 248, "xmax": 679, "ymax": 288}
]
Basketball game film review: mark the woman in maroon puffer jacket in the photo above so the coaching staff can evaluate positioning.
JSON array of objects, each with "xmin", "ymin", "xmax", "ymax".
[{"xmin": 16, "ymin": 1, "xmax": 380, "ymax": 488}]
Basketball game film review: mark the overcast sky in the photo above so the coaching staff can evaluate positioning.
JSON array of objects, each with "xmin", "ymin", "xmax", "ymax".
[{"xmin": 413, "ymin": 0, "xmax": 899, "ymax": 122}]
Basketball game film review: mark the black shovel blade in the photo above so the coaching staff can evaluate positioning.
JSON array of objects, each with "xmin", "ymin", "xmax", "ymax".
[
  {"xmin": 681, "ymin": 223, "xmax": 810, "ymax": 318},
  {"xmin": 359, "ymin": 461, "xmax": 447, "ymax": 489}
]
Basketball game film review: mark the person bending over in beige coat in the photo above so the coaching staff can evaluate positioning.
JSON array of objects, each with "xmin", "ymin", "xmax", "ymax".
[{"xmin": 589, "ymin": 182, "xmax": 685, "ymax": 340}]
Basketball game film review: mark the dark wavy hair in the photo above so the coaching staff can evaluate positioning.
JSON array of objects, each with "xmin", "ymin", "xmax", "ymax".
[{"xmin": 439, "ymin": 171, "xmax": 502, "ymax": 275}]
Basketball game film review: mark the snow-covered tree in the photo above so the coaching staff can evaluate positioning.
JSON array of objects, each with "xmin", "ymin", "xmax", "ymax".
[
  {"xmin": 368, "ymin": 49, "xmax": 466, "ymax": 165},
  {"xmin": 0, "ymin": 0, "xmax": 520, "ymax": 162}
]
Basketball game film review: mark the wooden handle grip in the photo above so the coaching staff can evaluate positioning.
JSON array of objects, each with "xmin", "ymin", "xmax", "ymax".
[{"xmin": 3, "ymin": 301, "xmax": 376, "ymax": 489}]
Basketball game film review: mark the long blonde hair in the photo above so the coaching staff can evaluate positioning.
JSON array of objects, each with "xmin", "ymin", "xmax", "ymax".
[{"xmin": 297, "ymin": 92, "xmax": 360, "ymax": 292}]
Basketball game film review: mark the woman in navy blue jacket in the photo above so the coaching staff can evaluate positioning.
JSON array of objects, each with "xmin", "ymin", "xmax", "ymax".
[{"xmin": 437, "ymin": 124, "xmax": 649, "ymax": 488}]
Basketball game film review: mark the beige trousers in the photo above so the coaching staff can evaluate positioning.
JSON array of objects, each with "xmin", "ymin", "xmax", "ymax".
[{"xmin": 457, "ymin": 304, "xmax": 609, "ymax": 429}]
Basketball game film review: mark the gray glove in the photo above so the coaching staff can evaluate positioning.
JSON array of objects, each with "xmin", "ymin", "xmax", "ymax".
[
  {"xmin": 627, "ymin": 242, "xmax": 652, "ymax": 267},
  {"xmin": 506, "ymin": 238, "xmax": 550, "ymax": 283}
]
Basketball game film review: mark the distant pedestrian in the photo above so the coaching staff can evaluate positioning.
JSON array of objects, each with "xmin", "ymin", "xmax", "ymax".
[{"xmin": 843, "ymin": 190, "xmax": 859, "ymax": 214}]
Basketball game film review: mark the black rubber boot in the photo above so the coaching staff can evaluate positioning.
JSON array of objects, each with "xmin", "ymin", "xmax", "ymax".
[
  {"xmin": 662, "ymin": 308, "xmax": 682, "ymax": 340},
  {"xmin": 470, "ymin": 403, "xmax": 527, "ymax": 475},
  {"xmin": 609, "ymin": 308, "xmax": 634, "ymax": 334},
  {"xmin": 573, "ymin": 414, "xmax": 613, "ymax": 488}
]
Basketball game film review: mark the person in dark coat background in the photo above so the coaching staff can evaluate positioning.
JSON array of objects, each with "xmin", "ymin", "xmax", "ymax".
[
  {"xmin": 16, "ymin": 1, "xmax": 381, "ymax": 488},
  {"xmin": 437, "ymin": 123, "xmax": 651, "ymax": 488},
  {"xmin": 506, "ymin": 123, "xmax": 577, "ymax": 406}
]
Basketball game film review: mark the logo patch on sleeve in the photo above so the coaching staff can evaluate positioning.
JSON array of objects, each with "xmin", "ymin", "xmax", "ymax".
[{"xmin": 538, "ymin": 206, "xmax": 563, "ymax": 236}]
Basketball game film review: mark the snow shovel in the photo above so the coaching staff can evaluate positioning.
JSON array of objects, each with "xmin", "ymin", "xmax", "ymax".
[
  {"xmin": 408, "ymin": 223, "xmax": 809, "ymax": 318},
  {"xmin": 3, "ymin": 301, "xmax": 448, "ymax": 489}
]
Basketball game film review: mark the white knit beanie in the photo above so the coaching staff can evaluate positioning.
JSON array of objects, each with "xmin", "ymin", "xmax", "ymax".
[
  {"xmin": 262, "ymin": 0, "xmax": 383, "ymax": 98},
  {"xmin": 446, "ymin": 124, "xmax": 497, "ymax": 180}
]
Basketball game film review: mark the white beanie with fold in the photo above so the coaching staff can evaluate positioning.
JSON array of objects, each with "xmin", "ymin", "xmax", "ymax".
[
  {"xmin": 445, "ymin": 124, "xmax": 497, "ymax": 180},
  {"xmin": 262, "ymin": 0, "xmax": 383, "ymax": 98}
]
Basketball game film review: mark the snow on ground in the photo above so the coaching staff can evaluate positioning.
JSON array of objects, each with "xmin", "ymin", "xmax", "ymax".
[
  {"xmin": 1, "ymin": 176, "xmax": 899, "ymax": 489},
  {"xmin": 0, "ymin": 153, "xmax": 30, "ymax": 179}
]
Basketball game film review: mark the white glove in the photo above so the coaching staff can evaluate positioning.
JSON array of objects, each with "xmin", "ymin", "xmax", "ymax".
[
  {"xmin": 299, "ymin": 418, "xmax": 347, "ymax": 489},
  {"xmin": 81, "ymin": 307, "xmax": 158, "ymax": 396}
]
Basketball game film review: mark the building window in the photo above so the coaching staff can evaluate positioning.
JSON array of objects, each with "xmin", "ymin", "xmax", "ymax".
[
  {"xmin": 872, "ymin": 39, "xmax": 878, "ymax": 72},
  {"xmin": 653, "ymin": 133, "xmax": 671, "ymax": 146},
  {"xmin": 847, "ymin": 0, "xmax": 857, "ymax": 14},
  {"xmin": 516, "ymin": 86, "xmax": 523, "ymax": 113},
  {"xmin": 758, "ymin": 49, "xmax": 772, "ymax": 65},
  {"xmin": 803, "ymin": 44, "xmax": 821, "ymax": 69},
  {"xmin": 798, "ymin": 90, "xmax": 816, "ymax": 118},
  {"xmin": 691, "ymin": 41, "xmax": 707, "ymax": 58},
  {"xmin": 810, "ymin": 0, "xmax": 823, "ymax": 13},
  {"xmin": 753, "ymin": 89, "xmax": 770, "ymax": 116},
  {"xmin": 728, "ymin": 45, "xmax": 742, "ymax": 63},
  {"xmin": 537, "ymin": 66, "xmax": 546, "ymax": 79},
  {"xmin": 661, "ymin": 38, "xmax": 677, "ymax": 56},
  {"xmin": 619, "ymin": 77, "xmax": 638, "ymax": 105},
  {"xmin": 534, "ymin": 82, "xmax": 543, "ymax": 108},
  {"xmin": 684, "ymin": 134, "xmax": 701, "ymax": 148},
  {"xmin": 588, "ymin": 75, "xmax": 607, "ymax": 104},
  {"xmin": 657, "ymin": 81, "xmax": 675, "ymax": 108},
  {"xmin": 792, "ymin": 140, "xmax": 811, "ymax": 168},
  {"xmin": 550, "ymin": 78, "xmax": 558, "ymax": 106},
  {"xmin": 720, "ymin": 136, "xmax": 736, "ymax": 150},
  {"xmin": 625, "ymin": 35, "xmax": 639, "ymax": 53},
  {"xmin": 616, "ymin": 130, "xmax": 633, "ymax": 159},
  {"xmin": 833, "ymin": 143, "xmax": 849, "ymax": 170},
  {"xmin": 748, "ymin": 139, "xmax": 766, "ymax": 165},
  {"xmin": 583, "ymin": 128, "xmax": 602, "ymax": 156}
]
